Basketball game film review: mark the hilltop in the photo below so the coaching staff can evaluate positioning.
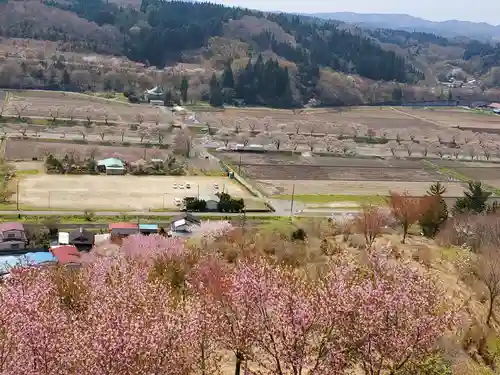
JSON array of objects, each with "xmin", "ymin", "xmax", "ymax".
[{"xmin": 0, "ymin": 0, "xmax": 499, "ymax": 106}]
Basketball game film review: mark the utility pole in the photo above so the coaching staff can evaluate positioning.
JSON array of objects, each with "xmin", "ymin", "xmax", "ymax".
[
  {"xmin": 197, "ymin": 184, "xmax": 200, "ymax": 200},
  {"xmin": 16, "ymin": 179, "xmax": 19, "ymax": 211},
  {"xmin": 238, "ymin": 155, "xmax": 242, "ymax": 174},
  {"xmin": 289, "ymin": 183, "xmax": 295, "ymax": 218}
]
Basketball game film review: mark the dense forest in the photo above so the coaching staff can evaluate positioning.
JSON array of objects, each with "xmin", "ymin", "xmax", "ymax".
[{"xmin": 39, "ymin": 0, "xmax": 420, "ymax": 84}]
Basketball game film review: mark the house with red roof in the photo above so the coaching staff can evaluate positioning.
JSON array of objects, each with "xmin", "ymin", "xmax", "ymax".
[
  {"xmin": 109, "ymin": 222, "xmax": 139, "ymax": 236},
  {"xmin": 0, "ymin": 222, "xmax": 28, "ymax": 252},
  {"xmin": 50, "ymin": 245, "xmax": 81, "ymax": 266}
]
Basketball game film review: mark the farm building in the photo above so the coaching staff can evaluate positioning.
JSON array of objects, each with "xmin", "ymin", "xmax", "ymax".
[
  {"xmin": 109, "ymin": 222, "xmax": 139, "ymax": 237},
  {"xmin": 97, "ymin": 158, "xmax": 126, "ymax": 175},
  {"xmin": 139, "ymin": 224, "xmax": 159, "ymax": 235}
]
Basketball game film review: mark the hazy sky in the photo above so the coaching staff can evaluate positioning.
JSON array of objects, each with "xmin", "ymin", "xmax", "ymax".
[{"xmin": 210, "ymin": 0, "xmax": 500, "ymax": 25}]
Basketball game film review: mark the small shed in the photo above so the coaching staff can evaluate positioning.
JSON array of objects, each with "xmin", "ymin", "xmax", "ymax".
[
  {"xmin": 94, "ymin": 233, "xmax": 111, "ymax": 245},
  {"xmin": 109, "ymin": 222, "xmax": 139, "ymax": 237},
  {"xmin": 68, "ymin": 228, "xmax": 94, "ymax": 251},
  {"xmin": 97, "ymin": 158, "xmax": 126, "ymax": 175},
  {"xmin": 58, "ymin": 232, "xmax": 69, "ymax": 245},
  {"xmin": 139, "ymin": 224, "xmax": 159, "ymax": 235},
  {"xmin": 170, "ymin": 213, "xmax": 201, "ymax": 233}
]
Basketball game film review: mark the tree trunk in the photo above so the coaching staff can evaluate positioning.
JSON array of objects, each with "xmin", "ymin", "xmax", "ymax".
[
  {"xmin": 234, "ymin": 351, "xmax": 243, "ymax": 375},
  {"xmin": 487, "ymin": 295, "xmax": 495, "ymax": 326},
  {"xmin": 402, "ymin": 223, "xmax": 408, "ymax": 244}
]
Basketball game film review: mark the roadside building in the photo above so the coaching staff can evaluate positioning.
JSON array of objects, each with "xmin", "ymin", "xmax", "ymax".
[
  {"xmin": 68, "ymin": 228, "xmax": 94, "ymax": 251},
  {"xmin": 0, "ymin": 222, "xmax": 28, "ymax": 252},
  {"xmin": 97, "ymin": 158, "xmax": 126, "ymax": 175},
  {"xmin": 170, "ymin": 213, "xmax": 201, "ymax": 234},
  {"xmin": 139, "ymin": 224, "xmax": 159, "ymax": 235}
]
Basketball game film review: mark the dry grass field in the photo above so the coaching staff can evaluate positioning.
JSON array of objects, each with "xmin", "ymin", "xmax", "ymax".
[
  {"xmin": 258, "ymin": 179, "xmax": 466, "ymax": 197},
  {"xmin": 5, "ymin": 139, "xmax": 169, "ymax": 161},
  {"xmin": 18, "ymin": 175, "xmax": 255, "ymax": 210},
  {"xmin": 3, "ymin": 90, "xmax": 172, "ymax": 124}
]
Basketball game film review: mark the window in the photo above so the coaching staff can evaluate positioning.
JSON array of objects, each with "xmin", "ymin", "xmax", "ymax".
[{"xmin": 7, "ymin": 233, "xmax": 15, "ymax": 239}]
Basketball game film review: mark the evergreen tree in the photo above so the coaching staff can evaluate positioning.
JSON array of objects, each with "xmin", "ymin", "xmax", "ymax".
[
  {"xmin": 62, "ymin": 69, "xmax": 71, "ymax": 86},
  {"xmin": 453, "ymin": 181, "xmax": 492, "ymax": 215},
  {"xmin": 180, "ymin": 76, "xmax": 189, "ymax": 103},
  {"xmin": 419, "ymin": 182, "xmax": 448, "ymax": 238},
  {"xmin": 209, "ymin": 73, "xmax": 223, "ymax": 107},
  {"xmin": 164, "ymin": 89, "xmax": 173, "ymax": 106},
  {"xmin": 222, "ymin": 62, "xmax": 235, "ymax": 88}
]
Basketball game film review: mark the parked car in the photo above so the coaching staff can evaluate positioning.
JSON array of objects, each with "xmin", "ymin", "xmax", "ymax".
[
  {"xmin": 172, "ymin": 183, "xmax": 178, "ymax": 189},
  {"xmin": 173, "ymin": 198, "xmax": 182, "ymax": 206},
  {"xmin": 213, "ymin": 183, "xmax": 219, "ymax": 190},
  {"xmin": 185, "ymin": 182, "xmax": 191, "ymax": 189}
]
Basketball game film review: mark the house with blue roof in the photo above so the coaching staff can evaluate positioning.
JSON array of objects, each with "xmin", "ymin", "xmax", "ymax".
[{"xmin": 139, "ymin": 224, "xmax": 159, "ymax": 235}]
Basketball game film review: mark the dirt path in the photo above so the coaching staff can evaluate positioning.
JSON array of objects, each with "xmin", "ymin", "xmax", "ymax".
[{"xmin": 389, "ymin": 107, "xmax": 445, "ymax": 128}]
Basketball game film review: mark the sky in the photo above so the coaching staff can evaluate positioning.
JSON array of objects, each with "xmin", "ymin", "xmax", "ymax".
[{"xmin": 209, "ymin": 0, "xmax": 500, "ymax": 25}]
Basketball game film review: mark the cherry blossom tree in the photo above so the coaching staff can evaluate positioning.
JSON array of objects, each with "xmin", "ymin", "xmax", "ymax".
[
  {"xmin": 354, "ymin": 204, "xmax": 389, "ymax": 247},
  {"xmin": 388, "ymin": 192, "xmax": 430, "ymax": 243}
]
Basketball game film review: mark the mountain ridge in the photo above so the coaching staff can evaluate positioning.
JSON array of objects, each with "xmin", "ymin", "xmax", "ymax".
[{"xmin": 309, "ymin": 12, "xmax": 500, "ymax": 41}]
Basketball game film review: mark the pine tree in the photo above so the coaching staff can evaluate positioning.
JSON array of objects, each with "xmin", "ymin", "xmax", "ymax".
[
  {"xmin": 419, "ymin": 182, "xmax": 448, "ymax": 238},
  {"xmin": 222, "ymin": 62, "xmax": 235, "ymax": 88},
  {"xmin": 209, "ymin": 73, "xmax": 223, "ymax": 107},
  {"xmin": 180, "ymin": 76, "xmax": 189, "ymax": 103},
  {"xmin": 453, "ymin": 181, "xmax": 492, "ymax": 215}
]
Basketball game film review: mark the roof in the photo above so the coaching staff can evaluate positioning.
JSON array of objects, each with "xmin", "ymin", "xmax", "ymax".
[
  {"xmin": 24, "ymin": 252, "xmax": 57, "ymax": 265},
  {"xmin": 171, "ymin": 213, "xmax": 201, "ymax": 225},
  {"xmin": 173, "ymin": 219, "xmax": 187, "ymax": 228},
  {"xmin": 139, "ymin": 224, "xmax": 159, "ymax": 231},
  {"xmin": 0, "ymin": 222, "xmax": 24, "ymax": 232},
  {"xmin": 109, "ymin": 222, "xmax": 138, "ymax": 230},
  {"xmin": 97, "ymin": 158, "xmax": 125, "ymax": 169},
  {"xmin": 489, "ymin": 103, "xmax": 500, "ymax": 109},
  {"xmin": 200, "ymin": 195, "xmax": 220, "ymax": 203},
  {"xmin": 58, "ymin": 232, "xmax": 69, "ymax": 245},
  {"xmin": 51, "ymin": 245, "xmax": 81, "ymax": 265},
  {"xmin": 68, "ymin": 227, "xmax": 94, "ymax": 243}
]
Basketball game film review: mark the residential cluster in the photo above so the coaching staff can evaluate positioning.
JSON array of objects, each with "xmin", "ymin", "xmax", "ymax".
[{"xmin": 0, "ymin": 213, "xmax": 204, "ymax": 277}]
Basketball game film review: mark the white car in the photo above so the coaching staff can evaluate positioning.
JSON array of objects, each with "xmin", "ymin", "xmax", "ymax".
[
  {"xmin": 172, "ymin": 183, "xmax": 178, "ymax": 189},
  {"xmin": 178, "ymin": 184, "xmax": 184, "ymax": 189},
  {"xmin": 185, "ymin": 182, "xmax": 191, "ymax": 189},
  {"xmin": 173, "ymin": 198, "xmax": 182, "ymax": 206},
  {"xmin": 213, "ymin": 183, "xmax": 219, "ymax": 190}
]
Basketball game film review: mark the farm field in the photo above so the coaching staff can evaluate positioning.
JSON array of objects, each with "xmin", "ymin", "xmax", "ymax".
[
  {"xmin": 220, "ymin": 153, "xmax": 447, "ymax": 182},
  {"xmin": 259, "ymin": 180, "xmax": 467, "ymax": 197},
  {"xmin": 393, "ymin": 107, "xmax": 500, "ymax": 130},
  {"xmin": 3, "ymin": 90, "xmax": 172, "ymax": 124},
  {"xmin": 18, "ymin": 175, "xmax": 257, "ymax": 211},
  {"xmin": 4, "ymin": 139, "xmax": 170, "ymax": 161},
  {"xmin": 200, "ymin": 106, "xmax": 438, "ymax": 134}
]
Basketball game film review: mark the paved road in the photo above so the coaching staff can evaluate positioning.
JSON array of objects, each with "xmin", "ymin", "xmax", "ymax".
[{"xmin": 0, "ymin": 210, "xmax": 359, "ymax": 218}]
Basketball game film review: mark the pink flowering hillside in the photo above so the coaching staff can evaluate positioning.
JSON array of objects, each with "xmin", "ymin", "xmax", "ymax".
[{"xmin": 0, "ymin": 228, "xmax": 456, "ymax": 375}]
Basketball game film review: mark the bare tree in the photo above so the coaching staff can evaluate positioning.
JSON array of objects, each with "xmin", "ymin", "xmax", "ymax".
[
  {"xmin": 340, "ymin": 142, "xmax": 351, "ymax": 155},
  {"xmin": 120, "ymin": 128, "xmax": 126, "ymax": 143},
  {"xmin": 237, "ymin": 132, "xmax": 251, "ymax": 147},
  {"xmin": 67, "ymin": 107, "xmax": 76, "ymax": 122},
  {"xmin": 49, "ymin": 107, "xmax": 60, "ymax": 123},
  {"xmin": 271, "ymin": 132, "xmax": 287, "ymax": 150},
  {"xmin": 389, "ymin": 141, "xmax": 398, "ymax": 156},
  {"xmin": 478, "ymin": 247, "xmax": 500, "ymax": 326},
  {"xmin": 248, "ymin": 122, "xmax": 258, "ymax": 134},
  {"xmin": 173, "ymin": 128, "xmax": 194, "ymax": 157},
  {"xmin": 307, "ymin": 123, "xmax": 316, "ymax": 137},
  {"xmin": 367, "ymin": 128, "xmax": 376, "ymax": 140},
  {"xmin": 13, "ymin": 103, "xmax": 29, "ymax": 120},
  {"xmin": 135, "ymin": 113, "xmax": 145, "ymax": 126},
  {"xmin": 262, "ymin": 117, "xmax": 272, "ymax": 133},
  {"xmin": 84, "ymin": 107, "xmax": 94, "ymax": 126},
  {"xmin": 79, "ymin": 128, "xmax": 89, "ymax": 141},
  {"xmin": 293, "ymin": 121, "xmax": 302, "ymax": 135},
  {"xmin": 452, "ymin": 150, "xmax": 461, "ymax": 159},
  {"xmin": 218, "ymin": 129, "xmax": 232, "ymax": 148},
  {"xmin": 467, "ymin": 146, "xmax": 477, "ymax": 160},
  {"xmin": 289, "ymin": 134, "xmax": 303, "ymax": 151},
  {"xmin": 88, "ymin": 147, "xmax": 99, "ymax": 161},
  {"xmin": 154, "ymin": 110, "xmax": 161, "ymax": 127},
  {"xmin": 153, "ymin": 126, "xmax": 168, "ymax": 145},
  {"xmin": 103, "ymin": 111, "xmax": 110, "ymax": 126},
  {"xmin": 138, "ymin": 128, "xmax": 149, "ymax": 144},
  {"xmin": 404, "ymin": 143, "xmax": 413, "ymax": 157},
  {"xmin": 484, "ymin": 148, "xmax": 492, "ymax": 161},
  {"xmin": 99, "ymin": 130, "xmax": 109, "ymax": 141},
  {"xmin": 31, "ymin": 126, "xmax": 42, "ymax": 138},
  {"xmin": 306, "ymin": 136, "xmax": 316, "ymax": 152},
  {"xmin": 234, "ymin": 120, "xmax": 242, "ymax": 134},
  {"xmin": 396, "ymin": 131, "xmax": 403, "ymax": 145},
  {"xmin": 421, "ymin": 142, "xmax": 429, "ymax": 157},
  {"xmin": 323, "ymin": 135, "xmax": 338, "ymax": 152}
]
